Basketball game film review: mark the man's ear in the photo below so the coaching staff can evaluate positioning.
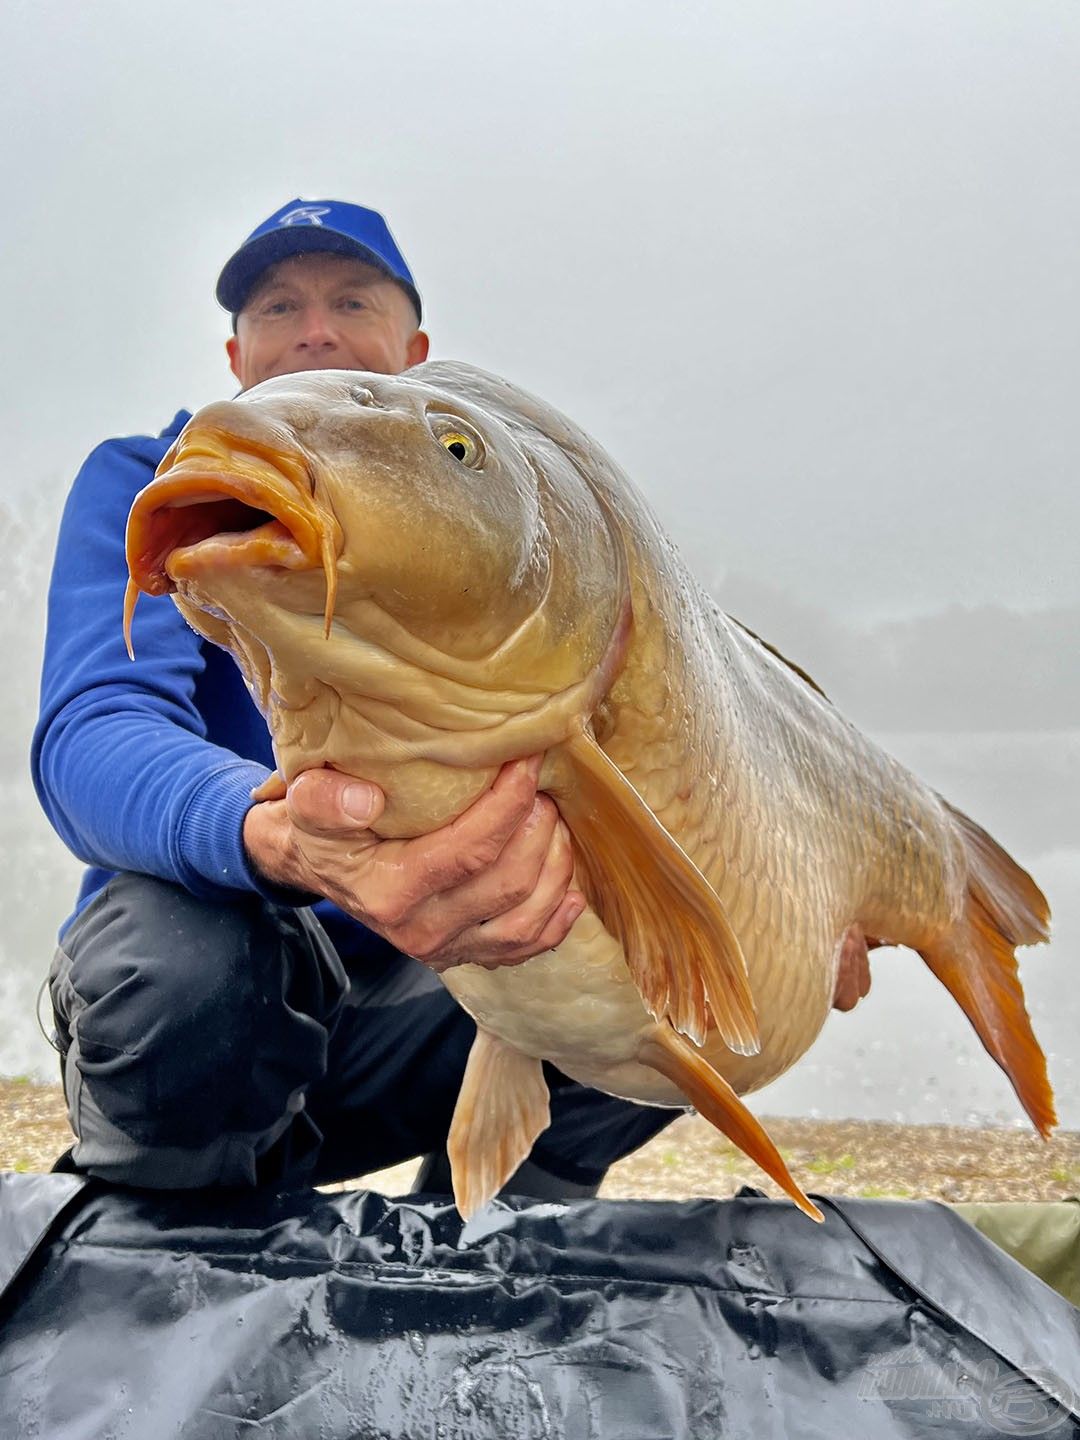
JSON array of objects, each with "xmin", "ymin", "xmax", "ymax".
[
  {"xmin": 405, "ymin": 329, "xmax": 430, "ymax": 369},
  {"xmin": 225, "ymin": 335, "xmax": 243, "ymax": 384}
]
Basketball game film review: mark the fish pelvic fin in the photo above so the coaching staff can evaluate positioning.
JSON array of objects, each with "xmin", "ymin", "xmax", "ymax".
[
  {"xmin": 638, "ymin": 1025, "xmax": 822, "ymax": 1222},
  {"xmin": 553, "ymin": 733, "xmax": 759, "ymax": 1055},
  {"xmin": 446, "ymin": 1029, "xmax": 551, "ymax": 1220},
  {"xmin": 918, "ymin": 804, "xmax": 1056, "ymax": 1138}
]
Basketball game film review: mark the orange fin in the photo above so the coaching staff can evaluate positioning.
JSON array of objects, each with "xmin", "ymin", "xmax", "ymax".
[
  {"xmin": 638, "ymin": 1025, "xmax": 823, "ymax": 1222},
  {"xmin": 250, "ymin": 770, "xmax": 288, "ymax": 803},
  {"xmin": 446, "ymin": 1029, "xmax": 551, "ymax": 1219},
  {"xmin": 122, "ymin": 577, "xmax": 140, "ymax": 660},
  {"xmin": 320, "ymin": 524, "xmax": 338, "ymax": 639},
  {"xmin": 552, "ymin": 732, "xmax": 759, "ymax": 1055},
  {"xmin": 919, "ymin": 804, "xmax": 1056, "ymax": 1137}
]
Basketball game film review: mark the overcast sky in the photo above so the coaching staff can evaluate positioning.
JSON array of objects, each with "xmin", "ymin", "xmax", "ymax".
[
  {"xmin": 1, "ymin": 1, "xmax": 1076, "ymax": 1122},
  {"xmin": 3, "ymin": 0, "xmax": 1077, "ymax": 620}
]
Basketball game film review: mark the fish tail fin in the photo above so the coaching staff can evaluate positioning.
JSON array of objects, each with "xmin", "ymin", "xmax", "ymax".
[
  {"xmin": 446, "ymin": 1029, "xmax": 551, "ymax": 1219},
  {"xmin": 637, "ymin": 1025, "xmax": 823, "ymax": 1222},
  {"xmin": 918, "ymin": 804, "xmax": 1056, "ymax": 1138}
]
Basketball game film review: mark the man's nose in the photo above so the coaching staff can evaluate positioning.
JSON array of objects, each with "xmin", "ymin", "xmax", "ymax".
[{"xmin": 295, "ymin": 305, "xmax": 340, "ymax": 349}]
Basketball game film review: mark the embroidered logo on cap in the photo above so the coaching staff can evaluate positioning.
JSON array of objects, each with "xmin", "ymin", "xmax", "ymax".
[{"xmin": 277, "ymin": 206, "xmax": 332, "ymax": 227}]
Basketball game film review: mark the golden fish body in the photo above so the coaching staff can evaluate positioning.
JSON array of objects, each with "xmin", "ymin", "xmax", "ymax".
[
  {"xmin": 444, "ymin": 608, "xmax": 960, "ymax": 1104},
  {"xmin": 126, "ymin": 361, "xmax": 1054, "ymax": 1218}
]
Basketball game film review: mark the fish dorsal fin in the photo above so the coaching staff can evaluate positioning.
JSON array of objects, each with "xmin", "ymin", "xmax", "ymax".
[
  {"xmin": 729, "ymin": 615, "xmax": 832, "ymax": 703},
  {"xmin": 552, "ymin": 732, "xmax": 759, "ymax": 1055},
  {"xmin": 638, "ymin": 1025, "xmax": 822, "ymax": 1221},
  {"xmin": 446, "ymin": 1029, "xmax": 551, "ymax": 1219}
]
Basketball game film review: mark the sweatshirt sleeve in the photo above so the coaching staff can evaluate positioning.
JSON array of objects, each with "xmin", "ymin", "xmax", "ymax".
[{"xmin": 31, "ymin": 426, "xmax": 289, "ymax": 901}]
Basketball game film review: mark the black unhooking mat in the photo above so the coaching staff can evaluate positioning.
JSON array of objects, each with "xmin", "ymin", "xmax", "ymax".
[{"xmin": 1, "ymin": 1174, "xmax": 1078, "ymax": 1439}]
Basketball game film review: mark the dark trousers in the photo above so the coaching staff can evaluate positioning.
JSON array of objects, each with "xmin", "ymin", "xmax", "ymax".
[{"xmin": 49, "ymin": 873, "xmax": 680, "ymax": 1191}]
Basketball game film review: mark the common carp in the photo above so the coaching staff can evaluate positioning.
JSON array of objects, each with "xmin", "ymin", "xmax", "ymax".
[{"xmin": 125, "ymin": 362, "xmax": 1056, "ymax": 1221}]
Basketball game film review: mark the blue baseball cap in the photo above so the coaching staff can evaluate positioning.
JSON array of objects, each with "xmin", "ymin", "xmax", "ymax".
[{"xmin": 216, "ymin": 198, "xmax": 422, "ymax": 322}]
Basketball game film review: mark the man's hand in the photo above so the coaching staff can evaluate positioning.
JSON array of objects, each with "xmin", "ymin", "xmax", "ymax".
[
  {"xmin": 831, "ymin": 923, "xmax": 877, "ymax": 1012},
  {"xmin": 242, "ymin": 755, "xmax": 585, "ymax": 973}
]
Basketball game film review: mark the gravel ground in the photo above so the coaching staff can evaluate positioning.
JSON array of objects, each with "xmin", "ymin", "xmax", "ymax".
[{"xmin": 3, "ymin": 1076, "xmax": 1077, "ymax": 1204}]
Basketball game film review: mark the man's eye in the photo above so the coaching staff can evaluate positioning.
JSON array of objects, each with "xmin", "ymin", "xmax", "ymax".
[
  {"xmin": 262, "ymin": 300, "xmax": 293, "ymax": 316},
  {"xmin": 340, "ymin": 298, "xmax": 367, "ymax": 312}
]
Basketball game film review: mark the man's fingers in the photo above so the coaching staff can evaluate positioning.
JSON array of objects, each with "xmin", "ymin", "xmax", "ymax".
[
  {"xmin": 290, "ymin": 754, "xmax": 540, "ymax": 862},
  {"xmin": 280, "ymin": 755, "xmax": 576, "ymax": 971},
  {"xmin": 286, "ymin": 768, "xmax": 385, "ymax": 837},
  {"xmin": 471, "ymin": 887, "xmax": 587, "ymax": 971},
  {"xmin": 404, "ymin": 756, "xmax": 545, "ymax": 896},
  {"xmin": 473, "ymin": 818, "xmax": 577, "ymax": 948},
  {"xmin": 429, "ymin": 881, "xmax": 587, "ymax": 974},
  {"xmin": 444, "ymin": 791, "xmax": 562, "ymax": 916},
  {"xmin": 832, "ymin": 924, "xmax": 872, "ymax": 1012},
  {"xmin": 390, "ymin": 796, "xmax": 564, "ymax": 960}
]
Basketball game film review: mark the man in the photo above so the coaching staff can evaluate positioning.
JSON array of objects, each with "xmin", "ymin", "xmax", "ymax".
[{"xmin": 32, "ymin": 199, "xmax": 682, "ymax": 1196}]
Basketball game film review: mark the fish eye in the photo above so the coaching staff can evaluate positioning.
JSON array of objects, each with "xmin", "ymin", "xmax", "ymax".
[
  {"xmin": 430, "ymin": 417, "xmax": 485, "ymax": 469},
  {"xmin": 441, "ymin": 433, "xmax": 474, "ymax": 463}
]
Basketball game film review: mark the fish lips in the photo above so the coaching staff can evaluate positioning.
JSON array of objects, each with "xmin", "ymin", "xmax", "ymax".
[{"xmin": 126, "ymin": 465, "xmax": 333, "ymax": 597}]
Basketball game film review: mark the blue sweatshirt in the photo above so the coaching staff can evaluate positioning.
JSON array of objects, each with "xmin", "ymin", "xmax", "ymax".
[{"xmin": 32, "ymin": 413, "xmax": 385, "ymax": 962}]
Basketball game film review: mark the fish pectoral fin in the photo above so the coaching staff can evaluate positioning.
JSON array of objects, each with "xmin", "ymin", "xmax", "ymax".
[
  {"xmin": 919, "ymin": 803, "xmax": 1056, "ymax": 1138},
  {"xmin": 446, "ymin": 1029, "xmax": 551, "ymax": 1219},
  {"xmin": 638, "ymin": 1025, "xmax": 822, "ymax": 1222},
  {"xmin": 250, "ymin": 770, "xmax": 287, "ymax": 803},
  {"xmin": 553, "ymin": 732, "xmax": 759, "ymax": 1054}
]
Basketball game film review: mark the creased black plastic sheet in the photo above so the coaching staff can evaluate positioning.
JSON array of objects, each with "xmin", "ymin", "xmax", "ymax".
[
  {"xmin": 0, "ymin": 1170, "xmax": 86, "ymax": 1297},
  {"xmin": 0, "ymin": 1173, "xmax": 1077, "ymax": 1439}
]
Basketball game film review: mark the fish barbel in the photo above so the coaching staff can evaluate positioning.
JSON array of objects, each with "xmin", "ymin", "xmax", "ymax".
[{"xmin": 125, "ymin": 363, "xmax": 1055, "ymax": 1220}]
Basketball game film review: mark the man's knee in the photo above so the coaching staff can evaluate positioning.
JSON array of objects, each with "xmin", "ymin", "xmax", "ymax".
[
  {"xmin": 535, "ymin": 1070, "xmax": 683, "ymax": 1185},
  {"xmin": 51, "ymin": 873, "xmax": 346, "ymax": 1152}
]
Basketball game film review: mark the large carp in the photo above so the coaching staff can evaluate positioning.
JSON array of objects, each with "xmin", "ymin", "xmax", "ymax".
[{"xmin": 125, "ymin": 362, "xmax": 1055, "ymax": 1220}]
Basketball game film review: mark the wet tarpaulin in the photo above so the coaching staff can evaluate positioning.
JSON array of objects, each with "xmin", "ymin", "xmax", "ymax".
[{"xmin": 0, "ymin": 1174, "xmax": 1078, "ymax": 1439}]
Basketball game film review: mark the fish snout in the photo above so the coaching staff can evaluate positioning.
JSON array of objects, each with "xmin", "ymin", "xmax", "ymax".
[
  {"xmin": 123, "ymin": 412, "xmax": 342, "ymax": 652},
  {"xmin": 129, "ymin": 415, "xmax": 334, "ymax": 588}
]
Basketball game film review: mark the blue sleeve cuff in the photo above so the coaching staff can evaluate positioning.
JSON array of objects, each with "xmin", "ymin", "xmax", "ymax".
[{"xmin": 176, "ymin": 761, "xmax": 318, "ymax": 908}]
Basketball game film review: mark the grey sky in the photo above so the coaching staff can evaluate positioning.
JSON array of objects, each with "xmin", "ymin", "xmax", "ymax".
[
  {"xmin": 2, "ymin": 0, "xmax": 1077, "ymax": 618},
  {"xmin": 0, "ymin": 1, "xmax": 1075, "ymax": 1120}
]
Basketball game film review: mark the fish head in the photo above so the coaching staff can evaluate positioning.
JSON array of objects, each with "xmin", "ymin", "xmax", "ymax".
[{"xmin": 126, "ymin": 363, "xmax": 631, "ymax": 824}]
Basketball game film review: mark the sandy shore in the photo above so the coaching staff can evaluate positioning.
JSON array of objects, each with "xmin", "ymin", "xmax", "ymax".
[{"xmin": 3, "ymin": 1076, "xmax": 1077, "ymax": 1204}]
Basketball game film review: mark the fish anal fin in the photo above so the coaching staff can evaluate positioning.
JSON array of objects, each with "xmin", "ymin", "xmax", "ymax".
[
  {"xmin": 552, "ymin": 732, "xmax": 759, "ymax": 1055},
  {"xmin": 638, "ymin": 1025, "xmax": 822, "ymax": 1222},
  {"xmin": 919, "ymin": 809, "xmax": 1055, "ymax": 1137},
  {"xmin": 446, "ymin": 1029, "xmax": 551, "ymax": 1219}
]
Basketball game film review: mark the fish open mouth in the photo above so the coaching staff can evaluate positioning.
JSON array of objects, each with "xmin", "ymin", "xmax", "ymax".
[{"xmin": 124, "ymin": 427, "xmax": 340, "ymax": 655}]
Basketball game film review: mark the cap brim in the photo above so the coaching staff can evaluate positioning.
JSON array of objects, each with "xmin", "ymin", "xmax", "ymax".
[{"xmin": 216, "ymin": 228, "xmax": 422, "ymax": 322}]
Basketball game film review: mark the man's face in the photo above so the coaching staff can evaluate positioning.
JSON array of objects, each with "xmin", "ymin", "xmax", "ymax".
[{"xmin": 226, "ymin": 253, "xmax": 429, "ymax": 390}]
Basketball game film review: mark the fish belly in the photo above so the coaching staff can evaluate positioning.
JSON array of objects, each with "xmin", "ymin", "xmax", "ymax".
[{"xmin": 441, "ymin": 899, "xmax": 837, "ymax": 1107}]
